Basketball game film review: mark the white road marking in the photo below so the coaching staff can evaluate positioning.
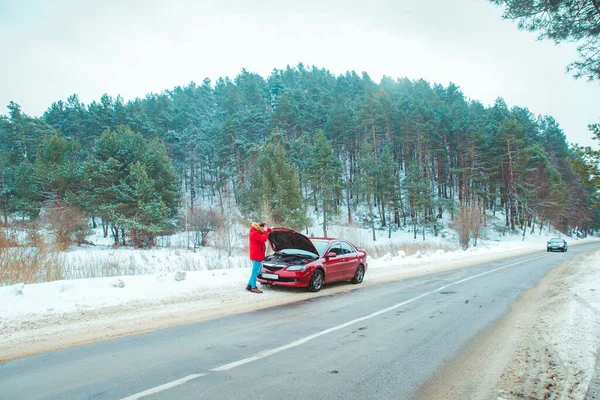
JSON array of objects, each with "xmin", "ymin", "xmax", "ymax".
[
  {"xmin": 119, "ymin": 374, "xmax": 206, "ymax": 400},
  {"xmin": 211, "ymin": 254, "xmax": 550, "ymax": 371},
  {"xmin": 121, "ymin": 253, "xmax": 550, "ymax": 398}
]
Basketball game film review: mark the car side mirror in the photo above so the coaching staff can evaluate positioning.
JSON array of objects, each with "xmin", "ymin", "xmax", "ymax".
[{"xmin": 326, "ymin": 252, "xmax": 337, "ymax": 258}]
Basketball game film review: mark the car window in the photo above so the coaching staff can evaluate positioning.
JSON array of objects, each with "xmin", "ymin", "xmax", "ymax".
[
  {"xmin": 329, "ymin": 243, "xmax": 343, "ymax": 255},
  {"xmin": 310, "ymin": 240, "xmax": 329, "ymax": 256},
  {"xmin": 340, "ymin": 241, "xmax": 355, "ymax": 254}
]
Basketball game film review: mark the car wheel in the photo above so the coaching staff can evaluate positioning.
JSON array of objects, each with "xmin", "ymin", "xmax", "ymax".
[
  {"xmin": 351, "ymin": 265, "xmax": 365, "ymax": 284},
  {"xmin": 308, "ymin": 269, "xmax": 324, "ymax": 292},
  {"xmin": 547, "ymin": 249, "xmax": 550, "ymax": 252}
]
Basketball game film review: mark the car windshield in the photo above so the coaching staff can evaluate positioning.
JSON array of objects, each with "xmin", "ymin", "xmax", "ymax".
[
  {"xmin": 549, "ymin": 238, "xmax": 564, "ymax": 243},
  {"xmin": 309, "ymin": 239, "xmax": 329, "ymax": 256},
  {"xmin": 278, "ymin": 248, "xmax": 318, "ymax": 257}
]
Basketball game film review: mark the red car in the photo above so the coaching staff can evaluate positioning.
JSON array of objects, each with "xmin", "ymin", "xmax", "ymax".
[{"xmin": 257, "ymin": 228, "xmax": 368, "ymax": 292}]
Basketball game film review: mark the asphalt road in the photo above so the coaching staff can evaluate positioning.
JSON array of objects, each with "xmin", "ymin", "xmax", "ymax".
[{"xmin": 1, "ymin": 243, "xmax": 599, "ymax": 400}]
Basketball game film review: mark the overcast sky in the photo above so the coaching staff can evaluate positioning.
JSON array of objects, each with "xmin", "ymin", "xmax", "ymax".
[{"xmin": 1, "ymin": 0, "xmax": 599, "ymax": 148}]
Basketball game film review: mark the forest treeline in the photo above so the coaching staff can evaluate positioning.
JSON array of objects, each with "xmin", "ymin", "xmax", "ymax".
[{"xmin": 1, "ymin": 64, "xmax": 599, "ymax": 247}]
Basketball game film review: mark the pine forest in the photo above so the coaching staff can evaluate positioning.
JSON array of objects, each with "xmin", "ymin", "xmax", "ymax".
[{"xmin": 1, "ymin": 64, "xmax": 599, "ymax": 248}]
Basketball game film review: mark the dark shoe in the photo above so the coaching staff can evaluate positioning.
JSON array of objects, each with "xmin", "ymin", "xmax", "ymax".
[
  {"xmin": 249, "ymin": 287, "xmax": 263, "ymax": 293},
  {"xmin": 245, "ymin": 285, "xmax": 251, "ymax": 291}
]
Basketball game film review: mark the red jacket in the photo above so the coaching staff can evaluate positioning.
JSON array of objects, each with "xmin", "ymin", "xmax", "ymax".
[{"xmin": 249, "ymin": 222, "xmax": 270, "ymax": 261}]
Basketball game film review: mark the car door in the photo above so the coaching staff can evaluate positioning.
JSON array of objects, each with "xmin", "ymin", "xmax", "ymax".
[
  {"xmin": 323, "ymin": 242, "xmax": 346, "ymax": 283},
  {"xmin": 339, "ymin": 241, "xmax": 360, "ymax": 279}
]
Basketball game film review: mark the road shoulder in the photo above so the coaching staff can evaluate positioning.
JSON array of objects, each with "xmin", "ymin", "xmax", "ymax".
[{"xmin": 419, "ymin": 249, "xmax": 600, "ymax": 400}]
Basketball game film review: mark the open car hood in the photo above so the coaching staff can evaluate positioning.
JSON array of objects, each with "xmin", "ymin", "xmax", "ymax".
[{"xmin": 268, "ymin": 228, "xmax": 319, "ymax": 256}]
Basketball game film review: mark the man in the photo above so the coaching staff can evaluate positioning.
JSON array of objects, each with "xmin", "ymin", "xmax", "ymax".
[{"xmin": 247, "ymin": 222, "xmax": 270, "ymax": 293}]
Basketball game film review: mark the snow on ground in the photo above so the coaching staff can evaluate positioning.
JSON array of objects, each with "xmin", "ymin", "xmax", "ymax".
[
  {"xmin": 0, "ymin": 221, "xmax": 598, "ymax": 365},
  {"xmin": 1, "ymin": 229, "xmax": 583, "ymax": 324}
]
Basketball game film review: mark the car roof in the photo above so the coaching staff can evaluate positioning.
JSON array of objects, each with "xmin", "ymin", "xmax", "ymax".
[{"xmin": 310, "ymin": 238, "xmax": 356, "ymax": 244}]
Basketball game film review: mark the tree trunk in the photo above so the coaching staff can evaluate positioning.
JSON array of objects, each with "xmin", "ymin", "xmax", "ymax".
[
  {"xmin": 103, "ymin": 219, "xmax": 109, "ymax": 238},
  {"xmin": 380, "ymin": 196, "xmax": 386, "ymax": 227},
  {"xmin": 367, "ymin": 191, "xmax": 375, "ymax": 241},
  {"xmin": 413, "ymin": 218, "xmax": 417, "ymax": 240},
  {"xmin": 1, "ymin": 169, "xmax": 6, "ymax": 224},
  {"xmin": 388, "ymin": 196, "xmax": 392, "ymax": 239},
  {"xmin": 369, "ymin": 105, "xmax": 378, "ymax": 163},
  {"xmin": 343, "ymin": 143, "xmax": 352, "ymax": 224},
  {"xmin": 111, "ymin": 224, "xmax": 119, "ymax": 246},
  {"xmin": 322, "ymin": 201, "xmax": 327, "ymax": 238},
  {"xmin": 190, "ymin": 151, "xmax": 195, "ymax": 210},
  {"xmin": 507, "ymin": 139, "xmax": 515, "ymax": 232}
]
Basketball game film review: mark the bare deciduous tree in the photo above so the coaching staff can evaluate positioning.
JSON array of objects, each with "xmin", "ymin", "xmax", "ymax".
[
  {"xmin": 185, "ymin": 207, "xmax": 219, "ymax": 250},
  {"xmin": 451, "ymin": 207, "xmax": 471, "ymax": 250},
  {"xmin": 470, "ymin": 207, "xmax": 485, "ymax": 247},
  {"xmin": 42, "ymin": 202, "xmax": 89, "ymax": 251},
  {"xmin": 215, "ymin": 214, "xmax": 246, "ymax": 257},
  {"xmin": 451, "ymin": 206, "xmax": 485, "ymax": 250}
]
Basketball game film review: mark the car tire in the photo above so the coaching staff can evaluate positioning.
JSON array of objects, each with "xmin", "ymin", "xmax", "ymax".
[
  {"xmin": 308, "ymin": 269, "xmax": 324, "ymax": 292},
  {"xmin": 351, "ymin": 265, "xmax": 365, "ymax": 284}
]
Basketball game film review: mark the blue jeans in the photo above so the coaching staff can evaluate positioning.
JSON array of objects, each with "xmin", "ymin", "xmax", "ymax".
[{"xmin": 248, "ymin": 260, "xmax": 262, "ymax": 288}]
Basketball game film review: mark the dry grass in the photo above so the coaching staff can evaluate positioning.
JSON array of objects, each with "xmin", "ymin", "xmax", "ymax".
[
  {"xmin": 0, "ymin": 229, "xmax": 19, "ymax": 248},
  {"xmin": 101, "ymin": 257, "xmax": 137, "ymax": 278},
  {"xmin": 362, "ymin": 241, "xmax": 457, "ymax": 259},
  {"xmin": 327, "ymin": 224, "xmax": 364, "ymax": 246},
  {"xmin": 203, "ymin": 254, "xmax": 247, "ymax": 271},
  {"xmin": 1, "ymin": 225, "xmax": 64, "ymax": 286},
  {"xmin": 61, "ymin": 254, "xmax": 139, "ymax": 279},
  {"xmin": 1, "ymin": 217, "xmax": 251, "ymax": 285},
  {"xmin": 0, "ymin": 245, "xmax": 64, "ymax": 286},
  {"xmin": 328, "ymin": 225, "xmax": 458, "ymax": 259},
  {"xmin": 1, "ymin": 219, "xmax": 463, "ymax": 286}
]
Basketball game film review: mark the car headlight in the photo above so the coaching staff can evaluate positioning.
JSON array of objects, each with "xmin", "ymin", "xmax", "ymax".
[{"xmin": 286, "ymin": 265, "xmax": 308, "ymax": 271}]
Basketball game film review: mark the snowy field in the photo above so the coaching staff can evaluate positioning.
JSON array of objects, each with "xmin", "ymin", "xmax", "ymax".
[
  {"xmin": 1, "ymin": 220, "xmax": 598, "ymax": 364},
  {"xmin": 1, "ymin": 223, "xmax": 589, "ymax": 323}
]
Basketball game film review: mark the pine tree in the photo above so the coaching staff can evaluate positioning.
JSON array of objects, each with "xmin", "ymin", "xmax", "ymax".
[
  {"xmin": 404, "ymin": 160, "xmax": 432, "ymax": 239},
  {"xmin": 241, "ymin": 131, "xmax": 307, "ymax": 230},
  {"xmin": 18, "ymin": 135, "xmax": 85, "ymax": 216},
  {"xmin": 357, "ymin": 141, "xmax": 378, "ymax": 241},
  {"xmin": 85, "ymin": 126, "xmax": 179, "ymax": 246},
  {"xmin": 306, "ymin": 132, "xmax": 342, "ymax": 237},
  {"xmin": 489, "ymin": 0, "xmax": 600, "ymax": 80},
  {"xmin": 378, "ymin": 146, "xmax": 398, "ymax": 238}
]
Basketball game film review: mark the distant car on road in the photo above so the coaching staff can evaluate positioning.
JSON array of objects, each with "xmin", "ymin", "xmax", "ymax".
[
  {"xmin": 547, "ymin": 238, "xmax": 568, "ymax": 252},
  {"xmin": 257, "ymin": 228, "xmax": 368, "ymax": 292}
]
